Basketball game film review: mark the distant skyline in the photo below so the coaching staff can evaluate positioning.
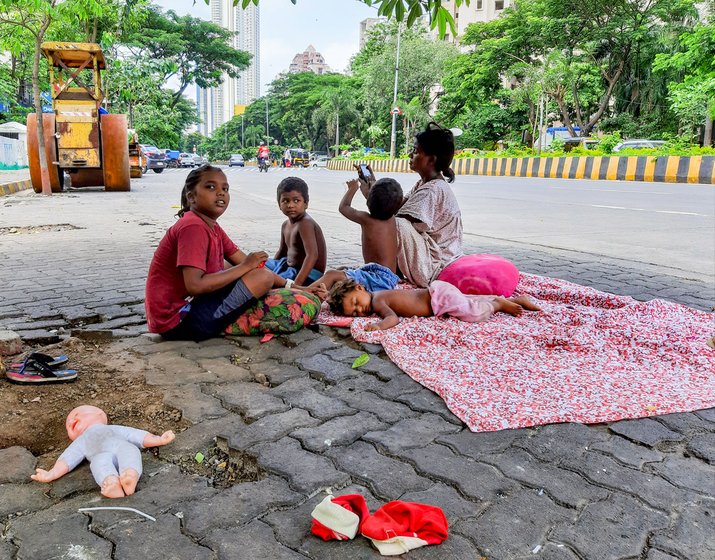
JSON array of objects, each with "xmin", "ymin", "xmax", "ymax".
[{"xmin": 155, "ymin": 0, "xmax": 379, "ymax": 95}]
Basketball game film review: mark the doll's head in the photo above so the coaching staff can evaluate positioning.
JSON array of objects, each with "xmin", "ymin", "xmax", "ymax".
[{"xmin": 66, "ymin": 405, "xmax": 108, "ymax": 441}]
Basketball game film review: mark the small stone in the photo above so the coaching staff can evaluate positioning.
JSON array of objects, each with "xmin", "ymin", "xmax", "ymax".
[{"xmin": 0, "ymin": 329, "xmax": 22, "ymax": 356}]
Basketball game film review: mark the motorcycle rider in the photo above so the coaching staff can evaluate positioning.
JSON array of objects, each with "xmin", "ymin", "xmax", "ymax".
[{"xmin": 257, "ymin": 141, "xmax": 270, "ymax": 171}]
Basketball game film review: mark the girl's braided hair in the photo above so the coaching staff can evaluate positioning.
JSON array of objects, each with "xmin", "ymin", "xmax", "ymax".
[
  {"xmin": 415, "ymin": 122, "xmax": 456, "ymax": 183},
  {"xmin": 177, "ymin": 164, "xmax": 224, "ymax": 218},
  {"xmin": 327, "ymin": 279, "xmax": 361, "ymax": 314}
]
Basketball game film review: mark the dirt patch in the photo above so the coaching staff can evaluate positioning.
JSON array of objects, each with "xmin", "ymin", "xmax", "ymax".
[
  {"xmin": 173, "ymin": 442, "xmax": 266, "ymax": 489},
  {"xmin": 0, "ymin": 338, "xmax": 187, "ymax": 459},
  {"xmin": 0, "ymin": 224, "xmax": 83, "ymax": 235}
]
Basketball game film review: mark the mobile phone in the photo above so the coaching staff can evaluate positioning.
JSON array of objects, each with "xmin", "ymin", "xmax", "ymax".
[{"xmin": 359, "ymin": 164, "xmax": 373, "ymax": 181}]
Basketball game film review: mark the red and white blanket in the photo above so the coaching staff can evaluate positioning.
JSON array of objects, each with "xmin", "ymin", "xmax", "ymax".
[{"xmin": 318, "ymin": 274, "xmax": 715, "ymax": 432}]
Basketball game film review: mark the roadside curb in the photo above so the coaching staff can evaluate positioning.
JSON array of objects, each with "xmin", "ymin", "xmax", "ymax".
[
  {"xmin": 0, "ymin": 179, "xmax": 32, "ymax": 197},
  {"xmin": 329, "ymin": 155, "xmax": 715, "ymax": 185}
]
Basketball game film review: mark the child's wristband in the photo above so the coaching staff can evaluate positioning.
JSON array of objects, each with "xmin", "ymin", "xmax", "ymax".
[{"xmin": 284, "ymin": 279, "xmax": 294, "ymax": 289}]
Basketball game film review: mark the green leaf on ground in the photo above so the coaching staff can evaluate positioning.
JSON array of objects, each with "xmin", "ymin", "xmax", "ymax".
[
  {"xmin": 195, "ymin": 452, "xmax": 205, "ymax": 464},
  {"xmin": 351, "ymin": 353, "xmax": 370, "ymax": 369}
]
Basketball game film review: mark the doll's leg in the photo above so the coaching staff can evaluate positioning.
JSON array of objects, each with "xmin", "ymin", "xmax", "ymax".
[
  {"xmin": 116, "ymin": 442, "xmax": 142, "ymax": 496},
  {"xmin": 90, "ymin": 452, "xmax": 124, "ymax": 498}
]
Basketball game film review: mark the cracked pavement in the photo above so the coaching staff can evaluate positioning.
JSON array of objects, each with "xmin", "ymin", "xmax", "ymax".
[{"xmin": 0, "ymin": 169, "xmax": 713, "ymax": 559}]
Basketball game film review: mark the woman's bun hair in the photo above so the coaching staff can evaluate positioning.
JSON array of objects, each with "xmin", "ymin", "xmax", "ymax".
[{"xmin": 415, "ymin": 122, "xmax": 456, "ymax": 183}]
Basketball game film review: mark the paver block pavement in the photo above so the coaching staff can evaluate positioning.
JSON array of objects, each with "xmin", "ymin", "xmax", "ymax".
[
  {"xmin": 438, "ymin": 427, "xmax": 528, "ymax": 456},
  {"xmin": 209, "ymin": 381, "xmax": 290, "ymax": 421},
  {"xmin": 273, "ymin": 378, "xmax": 357, "ymax": 420},
  {"xmin": 478, "ymin": 447, "xmax": 609, "ymax": 508},
  {"xmin": 326, "ymin": 385, "xmax": 419, "ymax": 424},
  {"xmin": 362, "ymin": 414, "xmax": 462, "ymax": 454},
  {"xmin": 0, "ymin": 447, "xmax": 36, "ymax": 483},
  {"xmin": 394, "ymin": 388, "xmax": 462, "ymax": 424},
  {"xmin": 99, "ymin": 513, "xmax": 214, "ymax": 560},
  {"xmin": 649, "ymin": 456, "xmax": 715, "ymax": 493},
  {"xmin": 220, "ymin": 408, "xmax": 321, "ymax": 451},
  {"xmin": 180, "ymin": 476, "xmax": 303, "ymax": 536},
  {"xmin": 248, "ymin": 359, "xmax": 307, "ymax": 386},
  {"xmin": 325, "ymin": 440, "xmax": 432, "ymax": 501},
  {"xmin": 609, "ymin": 418, "xmax": 686, "ymax": 448},
  {"xmin": 291, "ymin": 411, "xmax": 387, "ymax": 452},
  {"xmin": 653, "ymin": 411, "xmax": 715, "ymax": 435},
  {"xmin": 401, "ymin": 444, "xmax": 520, "ymax": 502},
  {"xmin": 251, "ymin": 437, "xmax": 351, "ymax": 494},
  {"xmin": 297, "ymin": 353, "xmax": 362, "ymax": 384},
  {"xmin": 550, "ymin": 493, "xmax": 670, "ymax": 560},
  {"xmin": 589, "ymin": 435, "xmax": 665, "ymax": 468},
  {"xmin": 650, "ymin": 499, "xmax": 715, "ymax": 560},
  {"xmin": 400, "ymin": 482, "xmax": 488, "ymax": 522},
  {"xmin": 195, "ymin": 357, "xmax": 254, "ymax": 383},
  {"xmin": 163, "ymin": 383, "xmax": 228, "ymax": 423},
  {"xmin": 452, "ymin": 489, "xmax": 576, "ymax": 559},
  {"xmin": 515, "ymin": 423, "xmax": 610, "ymax": 464},
  {"xmin": 686, "ymin": 433, "xmax": 715, "ymax": 463},
  {"xmin": 204, "ymin": 521, "xmax": 309, "ymax": 559},
  {"xmin": 0, "ymin": 482, "xmax": 54, "ymax": 519}
]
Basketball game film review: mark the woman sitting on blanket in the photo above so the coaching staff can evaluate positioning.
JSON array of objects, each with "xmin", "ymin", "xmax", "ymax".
[
  {"xmin": 328, "ymin": 279, "xmax": 540, "ymax": 331},
  {"xmin": 358, "ymin": 122, "xmax": 463, "ymax": 288}
]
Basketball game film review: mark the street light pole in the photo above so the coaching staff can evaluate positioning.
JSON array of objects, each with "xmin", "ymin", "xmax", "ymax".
[
  {"xmin": 389, "ymin": 23, "xmax": 402, "ymax": 160},
  {"xmin": 265, "ymin": 98, "xmax": 269, "ymax": 140},
  {"xmin": 241, "ymin": 115, "xmax": 245, "ymax": 148}
]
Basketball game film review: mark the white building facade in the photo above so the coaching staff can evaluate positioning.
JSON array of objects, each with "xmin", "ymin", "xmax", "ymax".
[
  {"xmin": 434, "ymin": 0, "xmax": 513, "ymax": 44},
  {"xmin": 198, "ymin": 0, "xmax": 260, "ymax": 135}
]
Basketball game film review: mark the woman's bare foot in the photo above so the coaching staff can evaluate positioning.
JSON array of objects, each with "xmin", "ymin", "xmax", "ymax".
[
  {"xmin": 509, "ymin": 295, "xmax": 541, "ymax": 312},
  {"xmin": 119, "ymin": 468, "xmax": 140, "ymax": 496},
  {"xmin": 101, "ymin": 475, "xmax": 125, "ymax": 498},
  {"xmin": 493, "ymin": 297, "xmax": 524, "ymax": 317}
]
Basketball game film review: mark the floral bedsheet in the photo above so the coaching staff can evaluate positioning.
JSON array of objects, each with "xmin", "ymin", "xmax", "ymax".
[{"xmin": 319, "ymin": 274, "xmax": 715, "ymax": 432}]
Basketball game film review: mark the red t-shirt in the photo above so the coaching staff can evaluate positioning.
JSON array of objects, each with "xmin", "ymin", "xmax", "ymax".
[{"xmin": 145, "ymin": 211, "xmax": 239, "ymax": 333}]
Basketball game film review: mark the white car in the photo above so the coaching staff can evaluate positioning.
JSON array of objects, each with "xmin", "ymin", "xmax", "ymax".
[
  {"xmin": 613, "ymin": 140, "xmax": 666, "ymax": 152},
  {"xmin": 311, "ymin": 155, "xmax": 329, "ymax": 168},
  {"xmin": 179, "ymin": 153, "xmax": 195, "ymax": 168}
]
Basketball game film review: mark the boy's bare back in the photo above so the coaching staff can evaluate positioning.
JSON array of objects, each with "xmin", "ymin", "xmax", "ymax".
[{"xmin": 360, "ymin": 216, "xmax": 397, "ymax": 272}]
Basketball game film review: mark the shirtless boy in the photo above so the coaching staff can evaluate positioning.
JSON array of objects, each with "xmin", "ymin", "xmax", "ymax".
[
  {"xmin": 265, "ymin": 177, "xmax": 327, "ymax": 287},
  {"xmin": 305, "ymin": 176, "xmax": 403, "ymax": 297},
  {"xmin": 328, "ymin": 279, "xmax": 541, "ymax": 331}
]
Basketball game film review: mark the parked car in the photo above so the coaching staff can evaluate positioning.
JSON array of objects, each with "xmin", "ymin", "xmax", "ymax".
[
  {"xmin": 139, "ymin": 145, "xmax": 166, "ymax": 173},
  {"xmin": 192, "ymin": 154, "xmax": 207, "ymax": 166},
  {"xmin": 228, "ymin": 154, "xmax": 245, "ymax": 167},
  {"xmin": 612, "ymin": 139, "xmax": 666, "ymax": 152},
  {"xmin": 311, "ymin": 155, "xmax": 329, "ymax": 167},
  {"xmin": 562, "ymin": 137, "xmax": 600, "ymax": 152},
  {"xmin": 179, "ymin": 153, "xmax": 195, "ymax": 168}
]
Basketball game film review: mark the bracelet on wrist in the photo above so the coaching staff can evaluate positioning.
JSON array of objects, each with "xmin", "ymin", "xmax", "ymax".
[{"xmin": 284, "ymin": 279, "xmax": 294, "ymax": 289}]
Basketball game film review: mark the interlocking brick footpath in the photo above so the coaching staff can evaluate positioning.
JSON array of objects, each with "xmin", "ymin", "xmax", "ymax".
[{"xmin": 0, "ymin": 178, "xmax": 713, "ymax": 559}]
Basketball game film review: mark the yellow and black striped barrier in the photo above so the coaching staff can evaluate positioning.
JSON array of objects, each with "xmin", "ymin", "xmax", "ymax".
[
  {"xmin": 328, "ymin": 155, "xmax": 715, "ymax": 184},
  {"xmin": 0, "ymin": 179, "xmax": 32, "ymax": 197}
]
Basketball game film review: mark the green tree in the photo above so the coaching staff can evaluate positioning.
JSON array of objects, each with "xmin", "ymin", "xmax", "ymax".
[
  {"xmin": 220, "ymin": 0, "xmax": 473, "ymax": 38},
  {"xmin": 125, "ymin": 6, "xmax": 250, "ymax": 108},
  {"xmin": 653, "ymin": 20, "xmax": 715, "ymax": 144}
]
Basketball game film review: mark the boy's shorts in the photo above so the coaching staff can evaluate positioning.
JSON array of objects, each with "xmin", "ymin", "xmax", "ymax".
[
  {"xmin": 345, "ymin": 263, "xmax": 400, "ymax": 292},
  {"xmin": 265, "ymin": 257, "xmax": 323, "ymax": 284}
]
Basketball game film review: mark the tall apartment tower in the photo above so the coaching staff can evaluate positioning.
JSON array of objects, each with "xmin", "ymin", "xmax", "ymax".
[
  {"xmin": 199, "ymin": 0, "xmax": 260, "ymax": 135},
  {"xmin": 433, "ymin": 0, "xmax": 512, "ymax": 44}
]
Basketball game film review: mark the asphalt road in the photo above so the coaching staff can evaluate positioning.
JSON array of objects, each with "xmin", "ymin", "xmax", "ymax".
[{"xmin": 189, "ymin": 165, "xmax": 714, "ymax": 283}]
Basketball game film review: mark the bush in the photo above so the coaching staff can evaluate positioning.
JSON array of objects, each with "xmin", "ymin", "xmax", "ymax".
[{"xmin": 597, "ymin": 132, "xmax": 622, "ymax": 153}]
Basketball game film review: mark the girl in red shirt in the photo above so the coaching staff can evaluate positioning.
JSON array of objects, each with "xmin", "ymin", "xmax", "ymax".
[{"xmin": 145, "ymin": 165, "xmax": 274, "ymax": 340}]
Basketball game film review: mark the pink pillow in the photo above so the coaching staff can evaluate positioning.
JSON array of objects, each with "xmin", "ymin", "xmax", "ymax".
[{"xmin": 437, "ymin": 254, "xmax": 519, "ymax": 297}]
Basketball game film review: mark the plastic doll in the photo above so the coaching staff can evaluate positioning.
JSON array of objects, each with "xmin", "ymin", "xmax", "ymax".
[{"xmin": 31, "ymin": 405, "xmax": 175, "ymax": 498}]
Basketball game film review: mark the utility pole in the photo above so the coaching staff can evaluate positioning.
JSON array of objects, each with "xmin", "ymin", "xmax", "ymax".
[
  {"xmin": 389, "ymin": 24, "xmax": 402, "ymax": 160},
  {"xmin": 265, "ymin": 98, "xmax": 269, "ymax": 140},
  {"xmin": 241, "ymin": 115, "xmax": 245, "ymax": 148}
]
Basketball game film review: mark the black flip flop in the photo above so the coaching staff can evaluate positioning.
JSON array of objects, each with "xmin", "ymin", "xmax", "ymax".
[{"xmin": 5, "ymin": 357, "xmax": 77, "ymax": 384}]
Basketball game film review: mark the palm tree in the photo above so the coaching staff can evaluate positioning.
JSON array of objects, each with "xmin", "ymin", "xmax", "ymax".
[{"xmin": 315, "ymin": 86, "xmax": 360, "ymax": 157}]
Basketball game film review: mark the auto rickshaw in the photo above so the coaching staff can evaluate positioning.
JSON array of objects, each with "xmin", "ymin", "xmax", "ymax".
[{"xmin": 289, "ymin": 148, "xmax": 310, "ymax": 168}]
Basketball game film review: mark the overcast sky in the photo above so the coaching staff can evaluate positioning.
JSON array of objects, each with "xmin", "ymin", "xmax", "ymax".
[{"xmin": 154, "ymin": 0, "xmax": 379, "ymax": 95}]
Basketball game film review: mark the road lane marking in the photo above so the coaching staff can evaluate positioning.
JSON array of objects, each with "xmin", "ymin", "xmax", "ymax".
[{"xmin": 590, "ymin": 204, "xmax": 708, "ymax": 216}]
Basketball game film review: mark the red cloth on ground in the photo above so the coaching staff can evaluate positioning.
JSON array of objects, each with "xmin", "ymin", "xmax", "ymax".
[
  {"xmin": 145, "ymin": 211, "xmax": 238, "ymax": 333},
  {"xmin": 361, "ymin": 501, "xmax": 448, "ymax": 555},
  {"xmin": 311, "ymin": 494, "xmax": 370, "ymax": 541}
]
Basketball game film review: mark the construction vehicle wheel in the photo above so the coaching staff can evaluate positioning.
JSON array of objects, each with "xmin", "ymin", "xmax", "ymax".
[
  {"xmin": 101, "ymin": 114, "xmax": 131, "ymax": 192},
  {"xmin": 130, "ymin": 167, "xmax": 143, "ymax": 178},
  {"xmin": 27, "ymin": 113, "xmax": 63, "ymax": 193},
  {"xmin": 152, "ymin": 168, "xmax": 164, "ymax": 174}
]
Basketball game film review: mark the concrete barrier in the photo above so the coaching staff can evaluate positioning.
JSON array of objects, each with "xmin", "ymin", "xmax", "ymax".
[
  {"xmin": 0, "ymin": 179, "xmax": 32, "ymax": 197},
  {"xmin": 328, "ymin": 155, "xmax": 715, "ymax": 185}
]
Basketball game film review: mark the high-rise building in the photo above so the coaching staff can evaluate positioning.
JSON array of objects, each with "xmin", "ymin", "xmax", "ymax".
[
  {"xmin": 198, "ymin": 0, "xmax": 260, "ymax": 135},
  {"xmin": 288, "ymin": 45, "xmax": 331, "ymax": 75},
  {"xmin": 359, "ymin": 17, "xmax": 386, "ymax": 48},
  {"xmin": 432, "ymin": 0, "xmax": 512, "ymax": 44}
]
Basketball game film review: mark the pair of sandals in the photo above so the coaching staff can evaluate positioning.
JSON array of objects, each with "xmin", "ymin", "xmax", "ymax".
[{"xmin": 5, "ymin": 353, "xmax": 77, "ymax": 384}]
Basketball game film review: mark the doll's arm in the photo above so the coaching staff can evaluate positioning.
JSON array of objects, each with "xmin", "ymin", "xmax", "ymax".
[
  {"xmin": 31, "ymin": 459, "xmax": 71, "ymax": 483},
  {"xmin": 143, "ymin": 431, "xmax": 175, "ymax": 448}
]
